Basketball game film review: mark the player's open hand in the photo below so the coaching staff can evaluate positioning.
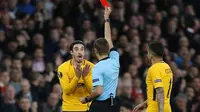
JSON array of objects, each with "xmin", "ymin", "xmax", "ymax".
[
  {"xmin": 74, "ymin": 65, "xmax": 82, "ymax": 78},
  {"xmin": 82, "ymin": 64, "xmax": 91, "ymax": 78},
  {"xmin": 104, "ymin": 7, "xmax": 111, "ymax": 19}
]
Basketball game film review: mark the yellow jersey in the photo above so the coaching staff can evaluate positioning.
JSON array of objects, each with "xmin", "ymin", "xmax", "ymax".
[
  {"xmin": 57, "ymin": 59, "xmax": 94, "ymax": 111},
  {"xmin": 146, "ymin": 62, "xmax": 173, "ymax": 112}
]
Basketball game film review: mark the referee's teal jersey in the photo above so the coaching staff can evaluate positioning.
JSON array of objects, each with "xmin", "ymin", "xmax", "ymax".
[{"xmin": 92, "ymin": 48, "xmax": 120, "ymax": 101}]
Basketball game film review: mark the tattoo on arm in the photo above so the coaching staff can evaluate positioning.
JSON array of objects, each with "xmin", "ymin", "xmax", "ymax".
[{"xmin": 156, "ymin": 87, "xmax": 164, "ymax": 112}]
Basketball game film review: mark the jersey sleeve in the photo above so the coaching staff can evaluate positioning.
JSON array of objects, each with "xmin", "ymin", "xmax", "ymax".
[
  {"xmin": 109, "ymin": 48, "xmax": 119, "ymax": 61},
  {"xmin": 92, "ymin": 66, "xmax": 103, "ymax": 87},
  {"xmin": 149, "ymin": 67, "xmax": 164, "ymax": 88},
  {"xmin": 57, "ymin": 66, "xmax": 79, "ymax": 94}
]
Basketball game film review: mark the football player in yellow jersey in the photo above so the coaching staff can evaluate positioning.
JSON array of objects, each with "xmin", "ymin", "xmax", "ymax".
[
  {"xmin": 57, "ymin": 40, "xmax": 94, "ymax": 112},
  {"xmin": 134, "ymin": 41, "xmax": 173, "ymax": 112}
]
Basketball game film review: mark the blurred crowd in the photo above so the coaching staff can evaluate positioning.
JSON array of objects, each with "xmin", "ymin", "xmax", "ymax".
[{"xmin": 1, "ymin": 0, "xmax": 200, "ymax": 112}]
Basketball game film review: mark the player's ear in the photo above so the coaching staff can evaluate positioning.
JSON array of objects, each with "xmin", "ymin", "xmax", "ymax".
[{"xmin": 70, "ymin": 50, "xmax": 73, "ymax": 55}]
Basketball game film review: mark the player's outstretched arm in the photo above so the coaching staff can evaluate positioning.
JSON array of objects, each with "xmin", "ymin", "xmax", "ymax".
[
  {"xmin": 104, "ymin": 7, "xmax": 113, "ymax": 49},
  {"xmin": 156, "ymin": 87, "xmax": 164, "ymax": 112}
]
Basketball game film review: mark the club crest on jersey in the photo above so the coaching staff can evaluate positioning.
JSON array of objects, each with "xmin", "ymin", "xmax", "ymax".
[{"xmin": 57, "ymin": 72, "xmax": 62, "ymax": 78}]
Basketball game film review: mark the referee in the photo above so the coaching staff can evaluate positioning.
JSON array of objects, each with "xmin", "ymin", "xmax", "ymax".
[{"xmin": 80, "ymin": 7, "xmax": 120, "ymax": 112}]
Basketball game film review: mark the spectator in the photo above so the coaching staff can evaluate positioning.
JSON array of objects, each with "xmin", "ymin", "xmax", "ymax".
[
  {"xmin": 128, "ymin": 64, "xmax": 138, "ymax": 78},
  {"xmin": 32, "ymin": 33, "xmax": 44, "ymax": 49},
  {"xmin": 0, "ymin": 65, "xmax": 10, "ymax": 96},
  {"xmin": 57, "ymin": 37, "xmax": 71, "ymax": 61},
  {"xmin": 192, "ymin": 77, "xmax": 200, "ymax": 94},
  {"xmin": 132, "ymin": 78, "xmax": 143, "ymax": 98},
  {"xmin": 15, "ymin": 79, "xmax": 38, "ymax": 103},
  {"xmin": 7, "ymin": 0, "xmax": 18, "ymax": 20},
  {"xmin": 32, "ymin": 47, "xmax": 45, "ymax": 73},
  {"xmin": 45, "ymin": 28, "xmax": 60, "ymax": 61},
  {"xmin": 1, "ymin": 55, "xmax": 12, "ymax": 71},
  {"xmin": 119, "ymin": 79, "xmax": 134, "ymax": 104},
  {"xmin": 185, "ymin": 86, "xmax": 195, "ymax": 112},
  {"xmin": 54, "ymin": 17, "xmax": 64, "ymax": 34},
  {"xmin": 17, "ymin": 96, "xmax": 37, "ymax": 112},
  {"xmin": 10, "ymin": 68, "xmax": 23, "ymax": 94},
  {"xmin": 1, "ymin": 0, "xmax": 200, "ymax": 111},
  {"xmin": 0, "ymin": 85, "xmax": 17, "ymax": 112},
  {"xmin": 64, "ymin": 26, "xmax": 75, "ymax": 39},
  {"xmin": 28, "ymin": 72, "xmax": 40, "ymax": 99},
  {"xmin": 39, "ymin": 92, "xmax": 61, "ymax": 112},
  {"xmin": 43, "ymin": 0, "xmax": 54, "ymax": 19},
  {"xmin": 51, "ymin": 84, "xmax": 62, "ymax": 102},
  {"xmin": 5, "ymin": 40, "xmax": 19, "ymax": 58},
  {"xmin": 12, "ymin": 57, "xmax": 22, "ymax": 70},
  {"xmin": 172, "ymin": 93, "xmax": 188, "ymax": 112},
  {"xmin": 22, "ymin": 56, "xmax": 33, "ymax": 78}
]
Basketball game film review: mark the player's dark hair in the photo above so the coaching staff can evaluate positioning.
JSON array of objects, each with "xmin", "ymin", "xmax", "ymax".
[
  {"xmin": 70, "ymin": 40, "xmax": 85, "ymax": 51},
  {"xmin": 149, "ymin": 41, "xmax": 164, "ymax": 57},
  {"xmin": 93, "ymin": 38, "xmax": 109, "ymax": 55}
]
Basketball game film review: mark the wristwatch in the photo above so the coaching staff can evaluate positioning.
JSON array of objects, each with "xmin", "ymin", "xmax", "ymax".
[{"xmin": 105, "ymin": 18, "xmax": 110, "ymax": 23}]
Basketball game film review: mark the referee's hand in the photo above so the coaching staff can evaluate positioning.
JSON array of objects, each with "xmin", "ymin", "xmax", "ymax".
[{"xmin": 104, "ymin": 7, "xmax": 111, "ymax": 19}]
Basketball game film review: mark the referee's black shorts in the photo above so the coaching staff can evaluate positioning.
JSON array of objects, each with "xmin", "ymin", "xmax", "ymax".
[{"xmin": 89, "ymin": 98, "xmax": 120, "ymax": 112}]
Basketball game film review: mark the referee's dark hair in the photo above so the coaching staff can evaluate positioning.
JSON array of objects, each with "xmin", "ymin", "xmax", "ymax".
[
  {"xmin": 70, "ymin": 40, "xmax": 85, "ymax": 51},
  {"xmin": 149, "ymin": 41, "xmax": 164, "ymax": 57},
  {"xmin": 93, "ymin": 38, "xmax": 109, "ymax": 55}
]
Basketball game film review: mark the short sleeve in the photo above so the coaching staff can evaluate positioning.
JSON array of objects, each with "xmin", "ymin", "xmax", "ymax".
[
  {"xmin": 149, "ymin": 67, "xmax": 164, "ymax": 88},
  {"xmin": 109, "ymin": 48, "xmax": 119, "ymax": 61},
  {"xmin": 92, "ymin": 66, "xmax": 103, "ymax": 86}
]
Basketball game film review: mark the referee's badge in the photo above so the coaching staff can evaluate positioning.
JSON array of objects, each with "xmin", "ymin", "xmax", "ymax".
[
  {"xmin": 57, "ymin": 72, "xmax": 62, "ymax": 78},
  {"xmin": 93, "ymin": 78, "xmax": 99, "ymax": 83}
]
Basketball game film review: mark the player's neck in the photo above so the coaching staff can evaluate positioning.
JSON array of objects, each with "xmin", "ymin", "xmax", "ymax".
[
  {"xmin": 71, "ymin": 59, "xmax": 83, "ymax": 66},
  {"xmin": 152, "ymin": 57, "xmax": 163, "ymax": 64},
  {"xmin": 98, "ymin": 55, "xmax": 108, "ymax": 61}
]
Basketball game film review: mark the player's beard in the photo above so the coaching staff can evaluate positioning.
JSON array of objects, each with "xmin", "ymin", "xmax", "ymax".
[
  {"xmin": 76, "ymin": 57, "xmax": 83, "ymax": 63},
  {"xmin": 73, "ymin": 55, "xmax": 83, "ymax": 64}
]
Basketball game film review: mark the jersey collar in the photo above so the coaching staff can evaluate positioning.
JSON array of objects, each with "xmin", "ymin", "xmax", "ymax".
[{"xmin": 97, "ymin": 57, "xmax": 109, "ymax": 63}]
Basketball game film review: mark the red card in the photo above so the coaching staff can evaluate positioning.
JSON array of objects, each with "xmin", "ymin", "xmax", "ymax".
[{"xmin": 100, "ymin": 0, "xmax": 110, "ymax": 7}]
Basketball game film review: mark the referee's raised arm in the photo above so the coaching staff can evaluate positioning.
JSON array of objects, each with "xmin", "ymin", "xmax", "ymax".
[
  {"xmin": 104, "ymin": 7, "xmax": 119, "ymax": 61},
  {"xmin": 104, "ymin": 7, "xmax": 113, "ymax": 49}
]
